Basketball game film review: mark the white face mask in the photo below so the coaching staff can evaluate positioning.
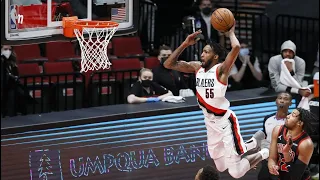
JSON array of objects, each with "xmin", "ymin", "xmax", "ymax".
[
  {"xmin": 1, "ymin": 50, "xmax": 12, "ymax": 59},
  {"xmin": 239, "ymin": 48, "xmax": 249, "ymax": 56}
]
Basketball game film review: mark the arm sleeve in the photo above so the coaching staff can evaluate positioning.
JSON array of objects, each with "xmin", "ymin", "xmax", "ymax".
[
  {"xmin": 268, "ymin": 58, "xmax": 299, "ymax": 93},
  {"xmin": 152, "ymin": 82, "xmax": 169, "ymax": 95},
  {"xmin": 293, "ymin": 58, "xmax": 306, "ymax": 86},
  {"xmin": 178, "ymin": 72, "xmax": 188, "ymax": 89},
  {"xmin": 129, "ymin": 82, "xmax": 142, "ymax": 97},
  {"xmin": 286, "ymin": 159, "xmax": 308, "ymax": 180},
  {"xmin": 152, "ymin": 69, "xmax": 160, "ymax": 83}
]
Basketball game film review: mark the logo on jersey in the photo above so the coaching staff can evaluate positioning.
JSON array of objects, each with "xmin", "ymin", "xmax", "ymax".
[
  {"xmin": 196, "ymin": 78, "xmax": 215, "ymax": 87},
  {"xmin": 10, "ymin": 4, "xmax": 24, "ymax": 30}
]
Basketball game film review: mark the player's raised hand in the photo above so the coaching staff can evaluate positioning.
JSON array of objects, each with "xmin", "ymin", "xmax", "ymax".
[
  {"xmin": 283, "ymin": 134, "xmax": 293, "ymax": 154},
  {"xmin": 224, "ymin": 19, "xmax": 236, "ymax": 37},
  {"xmin": 184, "ymin": 30, "xmax": 202, "ymax": 46}
]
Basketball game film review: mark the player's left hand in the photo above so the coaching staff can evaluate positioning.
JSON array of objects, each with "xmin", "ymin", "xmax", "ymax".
[{"xmin": 184, "ymin": 30, "xmax": 202, "ymax": 46}]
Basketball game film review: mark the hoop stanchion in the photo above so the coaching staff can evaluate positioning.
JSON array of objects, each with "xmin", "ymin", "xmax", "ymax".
[{"xmin": 62, "ymin": 17, "xmax": 119, "ymax": 73}]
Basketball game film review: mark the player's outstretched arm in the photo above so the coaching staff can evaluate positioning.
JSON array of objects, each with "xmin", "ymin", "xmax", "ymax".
[
  {"xmin": 286, "ymin": 138, "xmax": 314, "ymax": 179},
  {"xmin": 164, "ymin": 31, "xmax": 202, "ymax": 73},
  {"xmin": 219, "ymin": 21, "xmax": 240, "ymax": 82}
]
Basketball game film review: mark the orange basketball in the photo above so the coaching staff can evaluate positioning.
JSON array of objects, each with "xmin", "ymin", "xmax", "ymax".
[{"xmin": 211, "ymin": 8, "xmax": 235, "ymax": 33}]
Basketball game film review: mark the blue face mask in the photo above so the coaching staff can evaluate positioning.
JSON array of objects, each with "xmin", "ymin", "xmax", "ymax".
[{"xmin": 239, "ymin": 48, "xmax": 249, "ymax": 56}]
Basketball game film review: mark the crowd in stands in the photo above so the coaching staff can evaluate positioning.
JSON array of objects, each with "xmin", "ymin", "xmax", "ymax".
[{"xmin": 1, "ymin": 0, "xmax": 318, "ymax": 112}]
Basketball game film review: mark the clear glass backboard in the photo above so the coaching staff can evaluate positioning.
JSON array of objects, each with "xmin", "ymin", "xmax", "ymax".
[{"xmin": 1, "ymin": 0, "xmax": 139, "ymax": 44}]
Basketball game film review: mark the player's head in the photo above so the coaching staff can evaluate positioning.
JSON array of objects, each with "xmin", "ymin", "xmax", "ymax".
[
  {"xmin": 201, "ymin": 41, "xmax": 227, "ymax": 68},
  {"xmin": 280, "ymin": 40, "xmax": 296, "ymax": 59},
  {"xmin": 158, "ymin": 45, "xmax": 172, "ymax": 64},
  {"xmin": 139, "ymin": 68, "xmax": 153, "ymax": 87},
  {"xmin": 198, "ymin": 0, "xmax": 213, "ymax": 16},
  {"xmin": 195, "ymin": 165, "xmax": 220, "ymax": 180},
  {"xmin": 285, "ymin": 108, "xmax": 318, "ymax": 133},
  {"xmin": 276, "ymin": 92, "xmax": 292, "ymax": 110}
]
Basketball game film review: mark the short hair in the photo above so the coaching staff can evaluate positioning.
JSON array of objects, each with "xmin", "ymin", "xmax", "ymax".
[
  {"xmin": 277, "ymin": 92, "xmax": 293, "ymax": 101},
  {"xmin": 139, "ymin": 68, "xmax": 152, "ymax": 77},
  {"xmin": 207, "ymin": 40, "xmax": 227, "ymax": 62},
  {"xmin": 198, "ymin": 0, "xmax": 212, "ymax": 6},
  {"xmin": 296, "ymin": 107, "xmax": 318, "ymax": 134},
  {"xmin": 199, "ymin": 165, "xmax": 220, "ymax": 180},
  {"xmin": 158, "ymin": 45, "xmax": 172, "ymax": 55}
]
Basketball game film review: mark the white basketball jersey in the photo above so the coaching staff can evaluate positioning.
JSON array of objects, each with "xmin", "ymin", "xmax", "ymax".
[{"xmin": 195, "ymin": 64, "xmax": 230, "ymax": 116}]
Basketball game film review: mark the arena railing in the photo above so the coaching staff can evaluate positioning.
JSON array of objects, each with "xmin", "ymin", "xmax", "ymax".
[
  {"xmin": 138, "ymin": 0, "xmax": 157, "ymax": 53},
  {"xmin": 88, "ymin": 70, "xmax": 140, "ymax": 106},
  {"xmin": 2, "ymin": 73, "xmax": 86, "ymax": 117}
]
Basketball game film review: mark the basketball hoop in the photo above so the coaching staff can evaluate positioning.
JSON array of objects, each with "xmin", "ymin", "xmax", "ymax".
[{"xmin": 62, "ymin": 16, "xmax": 119, "ymax": 73}]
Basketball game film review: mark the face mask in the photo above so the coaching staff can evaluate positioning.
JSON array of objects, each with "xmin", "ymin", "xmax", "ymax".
[
  {"xmin": 201, "ymin": 7, "xmax": 212, "ymax": 16},
  {"xmin": 1, "ymin": 50, "xmax": 12, "ymax": 59},
  {"xmin": 141, "ymin": 80, "xmax": 152, "ymax": 87},
  {"xmin": 160, "ymin": 57, "xmax": 168, "ymax": 65},
  {"xmin": 239, "ymin": 48, "xmax": 249, "ymax": 56}
]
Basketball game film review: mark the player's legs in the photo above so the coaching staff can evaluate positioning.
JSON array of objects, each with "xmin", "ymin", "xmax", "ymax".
[
  {"xmin": 205, "ymin": 118, "xmax": 228, "ymax": 172},
  {"xmin": 226, "ymin": 147, "xmax": 269, "ymax": 178},
  {"xmin": 222, "ymin": 111, "xmax": 268, "ymax": 178},
  {"xmin": 211, "ymin": 143, "xmax": 228, "ymax": 172},
  {"xmin": 226, "ymin": 111, "xmax": 247, "ymax": 155}
]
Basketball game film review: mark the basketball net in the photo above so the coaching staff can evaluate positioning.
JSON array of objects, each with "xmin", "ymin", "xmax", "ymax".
[{"xmin": 74, "ymin": 26, "xmax": 118, "ymax": 73}]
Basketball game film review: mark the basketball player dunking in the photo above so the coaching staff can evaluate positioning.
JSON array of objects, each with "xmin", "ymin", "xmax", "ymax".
[
  {"xmin": 268, "ymin": 108, "xmax": 317, "ymax": 180},
  {"xmin": 164, "ymin": 22, "xmax": 269, "ymax": 178}
]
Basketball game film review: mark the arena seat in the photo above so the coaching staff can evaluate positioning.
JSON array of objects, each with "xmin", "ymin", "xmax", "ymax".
[
  {"xmin": 112, "ymin": 37, "xmax": 148, "ymax": 58},
  {"xmin": 17, "ymin": 63, "xmax": 47, "ymax": 85},
  {"xmin": 144, "ymin": 56, "xmax": 160, "ymax": 69},
  {"xmin": 45, "ymin": 42, "xmax": 81, "ymax": 62},
  {"xmin": 111, "ymin": 58, "xmax": 141, "ymax": 80},
  {"xmin": 14, "ymin": 44, "xmax": 48, "ymax": 64},
  {"xmin": 43, "ymin": 61, "xmax": 77, "ymax": 82},
  {"xmin": 111, "ymin": 58, "xmax": 141, "ymax": 103},
  {"xmin": 43, "ymin": 61, "xmax": 85, "ymax": 111}
]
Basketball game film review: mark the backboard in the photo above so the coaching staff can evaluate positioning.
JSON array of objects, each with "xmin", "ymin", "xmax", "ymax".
[{"xmin": 1, "ymin": 0, "xmax": 139, "ymax": 45}]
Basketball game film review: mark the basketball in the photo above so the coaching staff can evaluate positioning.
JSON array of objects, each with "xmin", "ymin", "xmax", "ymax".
[{"xmin": 211, "ymin": 8, "xmax": 235, "ymax": 33}]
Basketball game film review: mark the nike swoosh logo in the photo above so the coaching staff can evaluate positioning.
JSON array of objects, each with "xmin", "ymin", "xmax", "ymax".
[{"xmin": 222, "ymin": 125, "xmax": 228, "ymax": 129}]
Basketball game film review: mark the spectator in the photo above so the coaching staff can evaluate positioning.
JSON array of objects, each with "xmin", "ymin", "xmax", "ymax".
[
  {"xmin": 258, "ymin": 92, "xmax": 292, "ymax": 180},
  {"xmin": 193, "ymin": 0, "xmax": 224, "ymax": 46},
  {"xmin": 127, "ymin": 68, "xmax": 172, "ymax": 104},
  {"xmin": 152, "ymin": 45, "xmax": 188, "ymax": 96},
  {"xmin": 312, "ymin": 43, "xmax": 319, "ymax": 78},
  {"xmin": 268, "ymin": 40, "xmax": 310, "ymax": 97},
  {"xmin": 1, "ymin": 45, "xmax": 34, "ymax": 116},
  {"xmin": 228, "ymin": 40, "xmax": 264, "ymax": 91}
]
